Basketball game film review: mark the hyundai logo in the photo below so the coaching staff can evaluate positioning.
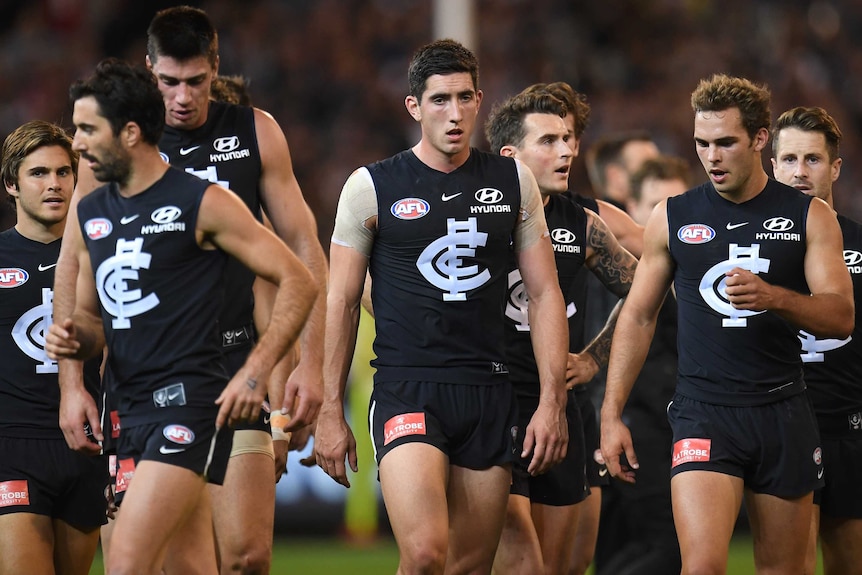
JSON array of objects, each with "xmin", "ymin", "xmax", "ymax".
[
  {"xmin": 763, "ymin": 217, "xmax": 794, "ymax": 232},
  {"xmin": 551, "ymin": 228, "xmax": 577, "ymax": 244},
  {"xmin": 151, "ymin": 206, "xmax": 182, "ymax": 224},
  {"xmin": 475, "ymin": 188, "xmax": 503, "ymax": 204},
  {"xmin": 213, "ymin": 136, "xmax": 239, "ymax": 153},
  {"xmin": 846, "ymin": 250, "xmax": 862, "ymax": 266}
]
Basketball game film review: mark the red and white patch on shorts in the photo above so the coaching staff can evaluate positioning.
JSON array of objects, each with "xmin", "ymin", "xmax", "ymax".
[
  {"xmin": 115, "ymin": 458, "xmax": 136, "ymax": 494},
  {"xmin": 672, "ymin": 438, "xmax": 712, "ymax": 468},
  {"xmin": 383, "ymin": 412, "xmax": 426, "ymax": 446},
  {"xmin": 0, "ymin": 480, "xmax": 29, "ymax": 507},
  {"xmin": 110, "ymin": 410, "xmax": 121, "ymax": 439}
]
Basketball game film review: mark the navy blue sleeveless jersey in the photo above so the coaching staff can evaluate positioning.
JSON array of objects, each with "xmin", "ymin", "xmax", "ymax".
[
  {"xmin": 667, "ymin": 179, "xmax": 811, "ymax": 405},
  {"xmin": 158, "ymin": 101, "xmax": 262, "ymax": 334},
  {"xmin": 368, "ymin": 149, "xmax": 520, "ymax": 385},
  {"xmin": 505, "ymin": 193, "xmax": 588, "ymax": 397},
  {"xmin": 0, "ymin": 230, "xmax": 101, "ymax": 438},
  {"xmin": 801, "ymin": 214, "xmax": 862, "ymax": 436},
  {"xmin": 77, "ymin": 168, "xmax": 228, "ymax": 426}
]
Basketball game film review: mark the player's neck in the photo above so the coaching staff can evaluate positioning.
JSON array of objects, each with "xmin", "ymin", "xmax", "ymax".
[
  {"xmin": 14, "ymin": 217, "xmax": 63, "ymax": 244},
  {"xmin": 717, "ymin": 165, "xmax": 769, "ymax": 204},
  {"xmin": 116, "ymin": 151, "xmax": 170, "ymax": 198},
  {"xmin": 412, "ymin": 141, "xmax": 470, "ymax": 174}
]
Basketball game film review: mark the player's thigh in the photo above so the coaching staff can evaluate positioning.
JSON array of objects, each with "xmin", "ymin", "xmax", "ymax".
[
  {"xmin": 108, "ymin": 460, "xmax": 211, "ymax": 573},
  {"xmin": 494, "ymin": 494, "xmax": 543, "ymax": 575},
  {"xmin": 745, "ymin": 488, "xmax": 813, "ymax": 571},
  {"xmin": 379, "ymin": 442, "xmax": 449, "ymax": 557},
  {"xmin": 52, "ymin": 518, "xmax": 101, "ymax": 575},
  {"xmin": 446, "ymin": 463, "xmax": 512, "ymax": 573},
  {"xmin": 531, "ymin": 501, "xmax": 581, "ymax": 575},
  {"xmin": 671, "ymin": 470, "xmax": 742, "ymax": 571},
  {"xmin": 570, "ymin": 487, "xmax": 601, "ymax": 566},
  {"xmin": 0, "ymin": 513, "xmax": 54, "ymax": 575},
  {"xmin": 820, "ymin": 516, "xmax": 862, "ymax": 575},
  {"xmin": 163, "ymin": 488, "xmax": 217, "ymax": 575}
]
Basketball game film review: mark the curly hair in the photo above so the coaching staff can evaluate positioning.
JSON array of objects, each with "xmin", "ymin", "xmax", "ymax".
[{"xmin": 690, "ymin": 74, "xmax": 771, "ymax": 139}]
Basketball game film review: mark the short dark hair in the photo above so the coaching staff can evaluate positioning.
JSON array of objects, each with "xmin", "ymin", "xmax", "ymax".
[
  {"xmin": 630, "ymin": 155, "xmax": 692, "ymax": 202},
  {"xmin": 523, "ymin": 82, "xmax": 591, "ymax": 139},
  {"xmin": 147, "ymin": 5, "xmax": 218, "ymax": 67},
  {"xmin": 69, "ymin": 58, "xmax": 165, "ymax": 145},
  {"xmin": 772, "ymin": 106, "xmax": 842, "ymax": 163},
  {"xmin": 586, "ymin": 130, "xmax": 654, "ymax": 193},
  {"xmin": 407, "ymin": 39, "xmax": 478, "ymax": 100},
  {"xmin": 2, "ymin": 120, "xmax": 77, "ymax": 192},
  {"xmin": 485, "ymin": 92, "xmax": 566, "ymax": 154},
  {"xmin": 690, "ymin": 74, "xmax": 771, "ymax": 139}
]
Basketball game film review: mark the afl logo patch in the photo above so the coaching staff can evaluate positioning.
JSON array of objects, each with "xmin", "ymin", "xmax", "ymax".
[
  {"xmin": 391, "ymin": 198, "xmax": 429, "ymax": 220},
  {"xmin": 163, "ymin": 424, "xmax": 195, "ymax": 445},
  {"xmin": 677, "ymin": 224, "xmax": 715, "ymax": 244},
  {"xmin": 85, "ymin": 218, "xmax": 113, "ymax": 240},
  {"xmin": 0, "ymin": 268, "xmax": 28, "ymax": 288}
]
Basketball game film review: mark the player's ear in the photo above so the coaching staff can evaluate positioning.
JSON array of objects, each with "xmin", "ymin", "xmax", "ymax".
[
  {"xmin": 405, "ymin": 95, "xmax": 421, "ymax": 122},
  {"xmin": 4, "ymin": 180, "xmax": 18, "ymax": 197},
  {"xmin": 145, "ymin": 54, "xmax": 153, "ymax": 71},
  {"xmin": 499, "ymin": 145, "xmax": 518, "ymax": 159}
]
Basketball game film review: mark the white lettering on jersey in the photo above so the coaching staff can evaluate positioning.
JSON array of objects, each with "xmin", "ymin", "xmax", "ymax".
[
  {"xmin": 96, "ymin": 238, "xmax": 160, "ymax": 329},
  {"xmin": 185, "ymin": 165, "xmax": 229, "ymax": 188},
  {"xmin": 417, "ymin": 218, "xmax": 490, "ymax": 301},
  {"xmin": 798, "ymin": 330, "xmax": 852, "ymax": 363},
  {"xmin": 506, "ymin": 269, "xmax": 577, "ymax": 332},
  {"xmin": 12, "ymin": 287, "xmax": 56, "ymax": 374},
  {"xmin": 698, "ymin": 243, "xmax": 770, "ymax": 327}
]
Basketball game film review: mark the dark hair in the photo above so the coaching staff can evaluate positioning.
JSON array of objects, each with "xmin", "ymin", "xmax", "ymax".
[
  {"xmin": 523, "ymin": 82, "xmax": 591, "ymax": 139},
  {"xmin": 2, "ymin": 120, "xmax": 77, "ymax": 192},
  {"xmin": 630, "ymin": 155, "xmax": 692, "ymax": 202},
  {"xmin": 485, "ymin": 92, "xmax": 566, "ymax": 154},
  {"xmin": 772, "ymin": 106, "xmax": 841, "ymax": 163},
  {"xmin": 407, "ymin": 39, "xmax": 478, "ymax": 100},
  {"xmin": 690, "ymin": 74, "xmax": 771, "ymax": 139},
  {"xmin": 586, "ymin": 130, "xmax": 655, "ymax": 193},
  {"xmin": 211, "ymin": 75, "xmax": 252, "ymax": 106},
  {"xmin": 147, "ymin": 5, "xmax": 218, "ymax": 67},
  {"xmin": 69, "ymin": 58, "xmax": 165, "ymax": 145}
]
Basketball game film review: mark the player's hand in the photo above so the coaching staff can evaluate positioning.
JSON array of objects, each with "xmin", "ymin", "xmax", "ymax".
[
  {"xmin": 216, "ymin": 367, "xmax": 268, "ymax": 429},
  {"xmin": 313, "ymin": 408, "xmax": 357, "ymax": 488},
  {"xmin": 273, "ymin": 439, "xmax": 289, "ymax": 483},
  {"xmin": 58, "ymin": 363, "xmax": 103, "ymax": 456},
  {"xmin": 566, "ymin": 352, "xmax": 600, "ymax": 389},
  {"xmin": 523, "ymin": 398, "xmax": 568, "ymax": 476},
  {"xmin": 600, "ymin": 417, "xmax": 639, "ymax": 483},
  {"xmin": 281, "ymin": 360, "xmax": 323, "ymax": 432},
  {"xmin": 724, "ymin": 267, "xmax": 772, "ymax": 311},
  {"xmin": 46, "ymin": 318, "xmax": 81, "ymax": 360}
]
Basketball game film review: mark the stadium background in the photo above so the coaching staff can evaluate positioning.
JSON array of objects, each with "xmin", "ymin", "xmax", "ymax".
[{"xmin": 0, "ymin": 1, "xmax": 847, "ymax": 572}]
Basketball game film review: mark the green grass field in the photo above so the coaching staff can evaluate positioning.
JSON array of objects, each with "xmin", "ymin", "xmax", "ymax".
[{"xmin": 88, "ymin": 535, "xmax": 823, "ymax": 574}]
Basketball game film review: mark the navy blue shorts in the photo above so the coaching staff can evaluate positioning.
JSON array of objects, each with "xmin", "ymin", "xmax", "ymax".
[
  {"xmin": 369, "ymin": 380, "xmax": 516, "ymax": 470},
  {"xmin": 667, "ymin": 393, "xmax": 823, "ymax": 497},
  {"xmin": 0, "ymin": 436, "xmax": 109, "ymax": 529},
  {"xmin": 511, "ymin": 389, "xmax": 589, "ymax": 506},
  {"xmin": 114, "ymin": 409, "xmax": 234, "ymax": 503},
  {"xmin": 814, "ymin": 434, "xmax": 862, "ymax": 518}
]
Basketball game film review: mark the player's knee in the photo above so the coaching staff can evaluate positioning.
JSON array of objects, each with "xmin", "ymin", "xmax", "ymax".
[
  {"xmin": 399, "ymin": 544, "xmax": 447, "ymax": 574},
  {"xmin": 222, "ymin": 546, "xmax": 272, "ymax": 575},
  {"xmin": 567, "ymin": 549, "xmax": 594, "ymax": 575}
]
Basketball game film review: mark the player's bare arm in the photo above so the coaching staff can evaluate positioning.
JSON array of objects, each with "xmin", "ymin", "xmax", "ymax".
[
  {"xmin": 600, "ymin": 199, "xmax": 674, "ymax": 483},
  {"xmin": 254, "ymin": 108, "xmax": 328, "ymax": 430},
  {"xmin": 567, "ymin": 211, "xmax": 639, "ymax": 385},
  {"xmin": 724, "ymin": 196, "xmax": 853, "ymax": 337},
  {"xmin": 315, "ymin": 243, "xmax": 368, "ymax": 488},
  {"xmin": 198, "ymin": 184, "xmax": 317, "ymax": 429},
  {"xmin": 595, "ymin": 198, "xmax": 644, "ymax": 258}
]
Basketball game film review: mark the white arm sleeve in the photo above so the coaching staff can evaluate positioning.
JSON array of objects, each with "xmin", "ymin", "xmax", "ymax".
[
  {"xmin": 513, "ymin": 159, "xmax": 549, "ymax": 252},
  {"xmin": 331, "ymin": 167, "xmax": 378, "ymax": 257}
]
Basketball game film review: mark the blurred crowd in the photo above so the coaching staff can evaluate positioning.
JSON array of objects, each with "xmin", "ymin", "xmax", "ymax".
[{"xmin": 3, "ymin": 0, "xmax": 862, "ymax": 237}]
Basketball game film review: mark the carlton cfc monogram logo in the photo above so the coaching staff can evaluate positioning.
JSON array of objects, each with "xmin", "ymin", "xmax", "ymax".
[
  {"xmin": 95, "ymin": 238, "xmax": 160, "ymax": 329},
  {"xmin": 417, "ymin": 217, "xmax": 490, "ymax": 301},
  {"xmin": 698, "ymin": 243, "xmax": 769, "ymax": 327},
  {"xmin": 12, "ymin": 287, "xmax": 57, "ymax": 374}
]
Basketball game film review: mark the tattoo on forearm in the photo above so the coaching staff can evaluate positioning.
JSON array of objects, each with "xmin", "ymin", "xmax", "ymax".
[
  {"xmin": 588, "ymin": 217, "xmax": 637, "ymax": 298},
  {"xmin": 246, "ymin": 378, "xmax": 258, "ymax": 391},
  {"xmin": 585, "ymin": 301, "xmax": 622, "ymax": 369}
]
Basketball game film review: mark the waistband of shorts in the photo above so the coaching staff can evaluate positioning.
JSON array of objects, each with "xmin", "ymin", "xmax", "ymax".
[
  {"xmin": 817, "ymin": 410, "xmax": 862, "ymax": 438},
  {"xmin": 221, "ymin": 323, "xmax": 255, "ymax": 349}
]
